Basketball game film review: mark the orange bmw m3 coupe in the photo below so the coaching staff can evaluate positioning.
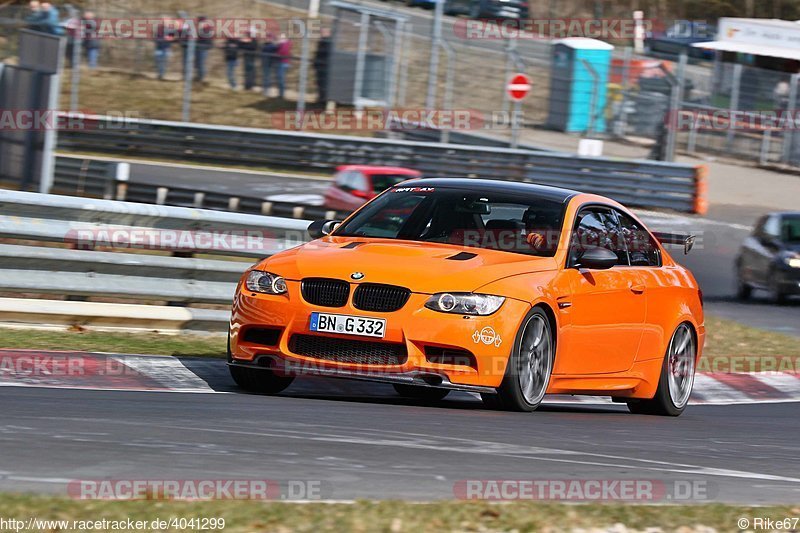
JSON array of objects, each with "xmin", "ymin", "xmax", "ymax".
[{"xmin": 229, "ymin": 179, "xmax": 704, "ymax": 416}]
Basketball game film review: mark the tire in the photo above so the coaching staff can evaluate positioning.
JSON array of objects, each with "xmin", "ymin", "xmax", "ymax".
[
  {"xmin": 392, "ymin": 384, "xmax": 450, "ymax": 401},
  {"xmin": 736, "ymin": 264, "xmax": 751, "ymax": 300},
  {"xmin": 627, "ymin": 323, "xmax": 696, "ymax": 416},
  {"xmin": 491, "ymin": 307, "xmax": 555, "ymax": 412},
  {"xmin": 769, "ymin": 271, "xmax": 788, "ymax": 305},
  {"xmin": 229, "ymin": 364, "xmax": 295, "ymax": 394}
]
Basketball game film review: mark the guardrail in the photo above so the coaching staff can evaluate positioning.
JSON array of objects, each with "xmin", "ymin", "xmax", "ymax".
[
  {"xmin": 0, "ymin": 189, "xmax": 311, "ymax": 331},
  {"xmin": 56, "ymin": 114, "xmax": 708, "ymax": 214}
]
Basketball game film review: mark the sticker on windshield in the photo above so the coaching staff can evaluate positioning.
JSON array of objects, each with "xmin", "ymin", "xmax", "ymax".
[{"xmin": 393, "ymin": 187, "xmax": 435, "ymax": 193}]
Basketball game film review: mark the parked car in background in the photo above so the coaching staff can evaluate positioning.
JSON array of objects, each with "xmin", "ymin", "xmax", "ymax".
[
  {"xmin": 736, "ymin": 212, "xmax": 800, "ymax": 304},
  {"xmin": 324, "ymin": 165, "xmax": 422, "ymax": 212},
  {"xmin": 645, "ymin": 21, "xmax": 716, "ymax": 60},
  {"xmin": 444, "ymin": 0, "xmax": 529, "ymax": 19}
]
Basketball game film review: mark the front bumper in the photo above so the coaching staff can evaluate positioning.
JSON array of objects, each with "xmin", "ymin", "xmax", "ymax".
[{"xmin": 230, "ymin": 280, "xmax": 529, "ymax": 390}]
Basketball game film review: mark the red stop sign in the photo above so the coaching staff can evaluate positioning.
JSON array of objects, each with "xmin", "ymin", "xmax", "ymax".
[{"xmin": 507, "ymin": 73, "xmax": 532, "ymax": 101}]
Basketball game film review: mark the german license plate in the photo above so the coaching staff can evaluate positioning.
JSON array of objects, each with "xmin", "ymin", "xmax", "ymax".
[{"xmin": 309, "ymin": 312, "xmax": 386, "ymax": 338}]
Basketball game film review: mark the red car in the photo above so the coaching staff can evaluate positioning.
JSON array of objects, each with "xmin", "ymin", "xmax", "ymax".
[{"xmin": 324, "ymin": 165, "xmax": 422, "ymax": 211}]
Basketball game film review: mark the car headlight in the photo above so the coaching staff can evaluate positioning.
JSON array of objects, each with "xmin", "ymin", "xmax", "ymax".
[
  {"xmin": 424, "ymin": 293, "xmax": 505, "ymax": 316},
  {"xmin": 781, "ymin": 253, "xmax": 800, "ymax": 268},
  {"xmin": 245, "ymin": 270, "xmax": 288, "ymax": 295}
]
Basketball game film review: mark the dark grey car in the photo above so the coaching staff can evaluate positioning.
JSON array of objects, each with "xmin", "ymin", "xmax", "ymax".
[
  {"xmin": 444, "ymin": 0, "xmax": 529, "ymax": 19},
  {"xmin": 736, "ymin": 212, "xmax": 800, "ymax": 304}
]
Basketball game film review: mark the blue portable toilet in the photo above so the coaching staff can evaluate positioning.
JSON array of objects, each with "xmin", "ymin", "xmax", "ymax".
[{"xmin": 546, "ymin": 38, "xmax": 614, "ymax": 134}]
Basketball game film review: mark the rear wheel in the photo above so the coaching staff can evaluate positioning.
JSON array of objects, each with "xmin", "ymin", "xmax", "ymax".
[
  {"xmin": 488, "ymin": 307, "xmax": 554, "ymax": 412},
  {"xmin": 392, "ymin": 384, "xmax": 450, "ymax": 401},
  {"xmin": 627, "ymin": 323, "xmax": 696, "ymax": 416},
  {"xmin": 229, "ymin": 365, "xmax": 295, "ymax": 394}
]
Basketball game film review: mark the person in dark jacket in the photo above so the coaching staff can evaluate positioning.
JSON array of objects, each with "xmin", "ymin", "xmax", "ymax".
[
  {"xmin": 260, "ymin": 33, "xmax": 278, "ymax": 96},
  {"xmin": 154, "ymin": 16, "xmax": 175, "ymax": 80},
  {"xmin": 238, "ymin": 31, "xmax": 258, "ymax": 91},
  {"xmin": 82, "ymin": 12, "xmax": 100, "ymax": 69},
  {"xmin": 313, "ymin": 27, "xmax": 332, "ymax": 104},
  {"xmin": 195, "ymin": 16, "xmax": 214, "ymax": 82},
  {"xmin": 223, "ymin": 37, "xmax": 239, "ymax": 89},
  {"xmin": 275, "ymin": 33, "xmax": 292, "ymax": 99}
]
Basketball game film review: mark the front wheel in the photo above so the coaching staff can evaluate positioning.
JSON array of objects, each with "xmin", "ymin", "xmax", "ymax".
[
  {"xmin": 627, "ymin": 323, "xmax": 696, "ymax": 416},
  {"xmin": 393, "ymin": 384, "xmax": 450, "ymax": 401},
  {"xmin": 490, "ymin": 307, "xmax": 554, "ymax": 412}
]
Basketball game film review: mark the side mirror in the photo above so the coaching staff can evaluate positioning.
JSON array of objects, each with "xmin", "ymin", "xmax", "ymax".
[
  {"xmin": 307, "ymin": 220, "xmax": 341, "ymax": 240},
  {"xmin": 576, "ymin": 246, "xmax": 618, "ymax": 270}
]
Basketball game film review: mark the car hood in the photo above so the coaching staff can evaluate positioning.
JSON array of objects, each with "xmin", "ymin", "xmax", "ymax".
[{"xmin": 261, "ymin": 237, "xmax": 558, "ymax": 294}]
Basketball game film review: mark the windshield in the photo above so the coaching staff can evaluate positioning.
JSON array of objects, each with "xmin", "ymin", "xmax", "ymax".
[
  {"xmin": 334, "ymin": 186, "xmax": 567, "ymax": 257},
  {"xmin": 370, "ymin": 174, "xmax": 418, "ymax": 194},
  {"xmin": 782, "ymin": 216, "xmax": 800, "ymax": 243}
]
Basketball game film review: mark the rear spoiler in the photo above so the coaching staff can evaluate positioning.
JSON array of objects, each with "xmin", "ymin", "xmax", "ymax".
[{"xmin": 653, "ymin": 232, "xmax": 696, "ymax": 255}]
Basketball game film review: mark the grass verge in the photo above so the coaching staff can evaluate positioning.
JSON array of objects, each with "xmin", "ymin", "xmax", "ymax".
[
  {"xmin": 0, "ymin": 315, "xmax": 796, "ymax": 365},
  {"xmin": 0, "ymin": 494, "xmax": 796, "ymax": 532},
  {"xmin": 0, "ymin": 327, "xmax": 226, "ymax": 358}
]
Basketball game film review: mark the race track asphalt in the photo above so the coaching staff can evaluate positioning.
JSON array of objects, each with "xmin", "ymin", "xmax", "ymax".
[{"xmin": 1, "ymin": 381, "xmax": 798, "ymax": 504}]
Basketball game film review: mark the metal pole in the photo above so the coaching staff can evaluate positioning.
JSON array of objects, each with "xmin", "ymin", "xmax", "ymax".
[
  {"xmin": 426, "ymin": 0, "xmax": 444, "ymax": 109},
  {"xmin": 70, "ymin": 8, "xmax": 82, "ymax": 112},
  {"xmin": 726, "ymin": 63, "xmax": 742, "ymax": 149},
  {"xmin": 397, "ymin": 22, "xmax": 410, "ymax": 106},
  {"xmin": 781, "ymin": 73, "xmax": 799, "ymax": 164},
  {"xmin": 353, "ymin": 12, "xmax": 370, "ymax": 110},
  {"xmin": 389, "ymin": 20, "xmax": 404, "ymax": 108},
  {"xmin": 440, "ymin": 40, "xmax": 454, "ymax": 144},
  {"xmin": 665, "ymin": 52, "xmax": 687, "ymax": 162},
  {"xmin": 182, "ymin": 22, "xmax": 196, "ymax": 123},
  {"xmin": 297, "ymin": 20, "xmax": 312, "ymax": 113},
  {"xmin": 511, "ymin": 99, "xmax": 521, "ymax": 149},
  {"xmin": 373, "ymin": 21, "xmax": 392, "ymax": 110},
  {"xmin": 502, "ymin": 37, "xmax": 516, "ymax": 114},
  {"xmin": 579, "ymin": 59, "xmax": 599, "ymax": 137}
]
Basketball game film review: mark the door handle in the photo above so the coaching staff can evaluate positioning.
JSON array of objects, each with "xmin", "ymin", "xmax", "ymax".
[{"xmin": 629, "ymin": 284, "xmax": 646, "ymax": 294}]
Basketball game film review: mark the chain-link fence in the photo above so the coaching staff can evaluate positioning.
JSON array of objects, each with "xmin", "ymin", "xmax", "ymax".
[{"xmin": 5, "ymin": 2, "xmax": 800, "ymax": 167}]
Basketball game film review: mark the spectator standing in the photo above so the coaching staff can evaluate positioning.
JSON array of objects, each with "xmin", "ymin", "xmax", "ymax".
[
  {"xmin": 260, "ymin": 33, "xmax": 278, "ymax": 96},
  {"xmin": 223, "ymin": 37, "xmax": 239, "ymax": 89},
  {"xmin": 25, "ymin": 1, "xmax": 46, "ymax": 33},
  {"xmin": 195, "ymin": 16, "xmax": 214, "ymax": 83},
  {"xmin": 64, "ymin": 11, "xmax": 80, "ymax": 68},
  {"xmin": 39, "ymin": 3, "xmax": 63, "ymax": 35},
  {"xmin": 275, "ymin": 33, "xmax": 292, "ymax": 99},
  {"xmin": 154, "ymin": 16, "xmax": 175, "ymax": 81},
  {"xmin": 239, "ymin": 31, "xmax": 258, "ymax": 91},
  {"xmin": 313, "ymin": 27, "xmax": 332, "ymax": 104},
  {"xmin": 83, "ymin": 12, "xmax": 100, "ymax": 70}
]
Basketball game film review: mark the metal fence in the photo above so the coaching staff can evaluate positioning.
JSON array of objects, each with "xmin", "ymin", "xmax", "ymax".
[
  {"xmin": 0, "ymin": 187, "xmax": 311, "ymax": 329},
  {"xmin": 55, "ymin": 115, "xmax": 707, "ymax": 214}
]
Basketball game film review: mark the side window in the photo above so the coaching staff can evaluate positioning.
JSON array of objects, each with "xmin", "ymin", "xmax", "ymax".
[
  {"xmin": 763, "ymin": 216, "xmax": 780, "ymax": 238},
  {"xmin": 336, "ymin": 171, "xmax": 354, "ymax": 192},
  {"xmin": 350, "ymin": 171, "xmax": 368, "ymax": 193},
  {"xmin": 616, "ymin": 211, "xmax": 662, "ymax": 267},
  {"xmin": 569, "ymin": 208, "xmax": 627, "ymax": 267}
]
